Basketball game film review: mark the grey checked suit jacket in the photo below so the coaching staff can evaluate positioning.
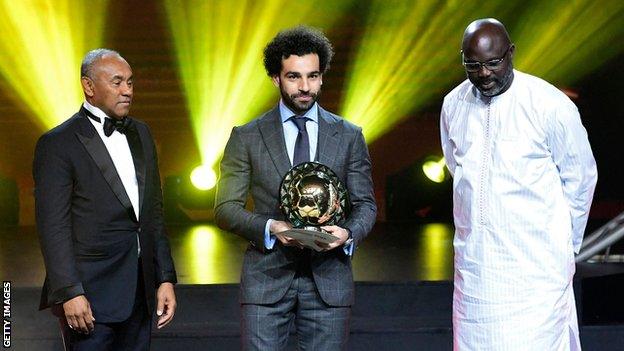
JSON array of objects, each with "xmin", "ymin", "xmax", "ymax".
[{"xmin": 215, "ymin": 105, "xmax": 376, "ymax": 307}]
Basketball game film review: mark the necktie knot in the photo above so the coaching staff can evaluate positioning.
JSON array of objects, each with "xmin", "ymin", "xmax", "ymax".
[
  {"xmin": 103, "ymin": 117, "xmax": 130, "ymax": 137},
  {"xmin": 289, "ymin": 116, "xmax": 309, "ymax": 132}
]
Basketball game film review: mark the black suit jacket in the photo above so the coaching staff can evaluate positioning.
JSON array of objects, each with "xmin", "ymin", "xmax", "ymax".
[
  {"xmin": 215, "ymin": 106, "xmax": 377, "ymax": 307},
  {"xmin": 33, "ymin": 107, "xmax": 176, "ymax": 323}
]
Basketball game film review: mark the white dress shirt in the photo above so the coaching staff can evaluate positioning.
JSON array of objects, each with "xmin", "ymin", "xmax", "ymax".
[{"xmin": 84, "ymin": 101, "xmax": 141, "ymax": 254}]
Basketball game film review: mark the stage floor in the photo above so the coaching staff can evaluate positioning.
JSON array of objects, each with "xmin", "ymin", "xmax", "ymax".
[{"xmin": 0, "ymin": 222, "xmax": 455, "ymax": 287}]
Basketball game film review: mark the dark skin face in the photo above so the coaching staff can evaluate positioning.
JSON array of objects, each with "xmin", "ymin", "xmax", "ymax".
[
  {"xmin": 462, "ymin": 19, "xmax": 515, "ymax": 97},
  {"xmin": 81, "ymin": 55, "xmax": 133, "ymax": 120}
]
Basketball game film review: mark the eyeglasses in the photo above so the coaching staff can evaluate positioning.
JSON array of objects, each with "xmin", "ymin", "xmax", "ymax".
[{"xmin": 462, "ymin": 45, "xmax": 512, "ymax": 72}]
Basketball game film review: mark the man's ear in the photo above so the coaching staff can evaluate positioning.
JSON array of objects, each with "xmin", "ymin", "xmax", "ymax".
[
  {"xmin": 81, "ymin": 77, "xmax": 95, "ymax": 98},
  {"xmin": 271, "ymin": 75, "xmax": 280, "ymax": 87}
]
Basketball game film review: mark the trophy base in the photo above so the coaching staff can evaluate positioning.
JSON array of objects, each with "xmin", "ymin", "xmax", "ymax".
[{"xmin": 277, "ymin": 228, "xmax": 339, "ymax": 252}]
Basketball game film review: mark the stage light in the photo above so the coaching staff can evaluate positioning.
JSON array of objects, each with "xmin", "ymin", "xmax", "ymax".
[
  {"xmin": 422, "ymin": 157, "xmax": 446, "ymax": 183},
  {"xmin": 386, "ymin": 156, "xmax": 452, "ymax": 222},
  {"xmin": 162, "ymin": 0, "xmax": 351, "ymax": 170},
  {"xmin": 340, "ymin": 0, "xmax": 624, "ymax": 144},
  {"xmin": 0, "ymin": 0, "xmax": 108, "ymax": 130},
  {"xmin": 340, "ymin": 0, "xmax": 505, "ymax": 143},
  {"xmin": 511, "ymin": 0, "xmax": 624, "ymax": 85},
  {"xmin": 190, "ymin": 165, "xmax": 217, "ymax": 191},
  {"xmin": 163, "ymin": 171, "xmax": 216, "ymax": 223}
]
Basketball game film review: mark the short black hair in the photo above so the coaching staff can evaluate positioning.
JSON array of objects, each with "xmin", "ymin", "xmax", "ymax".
[{"xmin": 263, "ymin": 26, "xmax": 334, "ymax": 77}]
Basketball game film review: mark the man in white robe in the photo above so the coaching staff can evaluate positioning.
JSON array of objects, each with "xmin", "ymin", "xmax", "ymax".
[{"xmin": 440, "ymin": 18, "xmax": 597, "ymax": 350}]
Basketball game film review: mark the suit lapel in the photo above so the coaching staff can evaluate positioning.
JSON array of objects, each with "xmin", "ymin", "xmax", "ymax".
[
  {"xmin": 75, "ymin": 108, "xmax": 137, "ymax": 222},
  {"xmin": 316, "ymin": 107, "xmax": 342, "ymax": 171},
  {"xmin": 125, "ymin": 120, "xmax": 145, "ymax": 217},
  {"xmin": 258, "ymin": 106, "xmax": 291, "ymax": 176}
]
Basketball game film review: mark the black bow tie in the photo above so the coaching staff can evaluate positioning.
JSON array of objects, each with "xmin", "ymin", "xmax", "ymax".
[
  {"xmin": 84, "ymin": 108, "xmax": 131, "ymax": 137},
  {"xmin": 103, "ymin": 117, "xmax": 130, "ymax": 137}
]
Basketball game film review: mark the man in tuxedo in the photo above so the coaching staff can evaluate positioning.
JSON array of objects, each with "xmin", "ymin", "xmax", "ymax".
[
  {"xmin": 215, "ymin": 26, "xmax": 377, "ymax": 350},
  {"xmin": 33, "ymin": 49, "xmax": 177, "ymax": 350}
]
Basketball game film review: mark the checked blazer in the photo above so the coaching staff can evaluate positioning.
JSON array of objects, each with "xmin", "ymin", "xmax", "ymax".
[{"xmin": 215, "ymin": 105, "xmax": 377, "ymax": 307}]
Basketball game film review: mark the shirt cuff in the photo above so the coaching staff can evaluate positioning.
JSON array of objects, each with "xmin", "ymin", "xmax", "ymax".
[
  {"xmin": 264, "ymin": 219, "xmax": 276, "ymax": 250},
  {"xmin": 343, "ymin": 242, "xmax": 354, "ymax": 256},
  {"xmin": 343, "ymin": 228, "xmax": 354, "ymax": 256}
]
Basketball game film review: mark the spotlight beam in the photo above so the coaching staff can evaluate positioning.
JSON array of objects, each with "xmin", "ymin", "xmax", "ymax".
[
  {"xmin": 340, "ymin": 0, "xmax": 506, "ymax": 143},
  {"xmin": 163, "ymin": 0, "xmax": 352, "ymax": 169},
  {"xmin": 512, "ymin": 0, "xmax": 624, "ymax": 84},
  {"xmin": 340, "ymin": 0, "xmax": 624, "ymax": 144},
  {"xmin": 0, "ymin": 0, "xmax": 108, "ymax": 130}
]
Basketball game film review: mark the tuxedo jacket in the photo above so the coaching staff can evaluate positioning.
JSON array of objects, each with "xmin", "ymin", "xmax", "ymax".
[
  {"xmin": 33, "ymin": 107, "xmax": 176, "ymax": 323},
  {"xmin": 215, "ymin": 105, "xmax": 377, "ymax": 307}
]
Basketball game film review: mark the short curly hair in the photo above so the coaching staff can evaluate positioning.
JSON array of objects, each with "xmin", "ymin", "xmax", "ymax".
[{"xmin": 263, "ymin": 26, "xmax": 334, "ymax": 77}]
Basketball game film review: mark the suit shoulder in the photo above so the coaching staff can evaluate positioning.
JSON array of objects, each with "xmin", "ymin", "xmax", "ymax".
[
  {"xmin": 129, "ymin": 116, "xmax": 148, "ymax": 129},
  {"xmin": 128, "ymin": 117, "xmax": 154, "ymax": 136},
  {"xmin": 235, "ymin": 118, "xmax": 261, "ymax": 133},
  {"xmin": 235, "ymin": 108, "xmax": 275, "ymax": 133},
  {"xmin": 37, "ymin": 114, "xmax": 82, "ymax": 144},
  {"xmin": 322, "ymin": 109, "xmax": 362, "ymax": 134}
]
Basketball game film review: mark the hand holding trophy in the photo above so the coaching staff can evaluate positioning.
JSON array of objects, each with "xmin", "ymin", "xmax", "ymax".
[{"xmin": 279, "ymin": 162, "xmax": 350, "ymax": 251}]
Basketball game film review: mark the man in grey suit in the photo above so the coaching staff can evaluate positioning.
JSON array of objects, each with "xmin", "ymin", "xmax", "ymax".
[{"xmin": 215, "ymin": 26, "xmax": 377, "ymax": 350}]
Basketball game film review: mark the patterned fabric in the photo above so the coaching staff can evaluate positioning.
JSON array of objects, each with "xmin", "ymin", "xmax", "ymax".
[
  {"xmin": 215, "ymin": 105, "xmax": 377, "ymax": 307},
  {"xmin": 440, "ymin": 70, "xmax": 597, "ymax": 350}
]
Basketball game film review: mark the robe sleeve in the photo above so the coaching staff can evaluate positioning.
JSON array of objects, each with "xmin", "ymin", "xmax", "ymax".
[
  {"xmin": 547, "ymin": 100, "xmax": 597, "ymax": 253},
  {"xmin": 440, "ymin": 100, "xmax": 457, "ymax": 177}
]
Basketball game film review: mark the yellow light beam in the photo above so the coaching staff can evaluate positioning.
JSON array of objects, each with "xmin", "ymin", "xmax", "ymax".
[
  {"xmin": 162, "ymin": 0, "xmax": 353, "ymax": 169},
  {"xmin": 0, "ymin": 0, "xmax": 109, "ymax": 130},
  {"xmin": 512, "ymin": 0, "xmax": 624, "ymax": 85},
  {"xmin": 340, "ymin": 0, "xmax": 507, "ymax": 143},
  {"xmin": 341, "ymin": 0, "xmax": 624, "ymax": 144}
]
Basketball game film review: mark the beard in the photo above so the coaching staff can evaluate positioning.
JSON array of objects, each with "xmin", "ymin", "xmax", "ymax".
[
  {"xmin": 280, "ymin": 85, "xmax": 320, "ymax": 115},
  {"xmin": 474, "ymin": 67, "xmax": 514, "ymax": 97}
]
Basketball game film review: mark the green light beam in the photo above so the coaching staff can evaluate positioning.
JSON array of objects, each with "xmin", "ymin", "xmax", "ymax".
[
  {"xmin": 512, "ymin": 0, "xmax": 624, "ymax": 85},
  {"xmin": 0, "ymin": 0, "xmax": 108, "ymax": 130},
  {"xmin": 340, "ymin": 0, "xmax": 505, "ymax": 143},
  {"xmin": 341, "ymin": 0, "xmax": 624, "ymax": 144},
  {"xmin": 163, "ymin": 0, "xmax": 352, "ymax": 169}
]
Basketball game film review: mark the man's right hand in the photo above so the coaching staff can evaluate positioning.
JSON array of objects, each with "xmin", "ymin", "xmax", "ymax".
[
  {"xmin": 63, "ymin": 295, "xmax": 95, "ymax": 334},
  {"xmin": 270, "ymin": 220, "xmax": 304, "ymax": 249}
]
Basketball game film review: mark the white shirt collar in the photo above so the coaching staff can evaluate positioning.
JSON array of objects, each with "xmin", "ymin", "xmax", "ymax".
[{"xmin": 83, "ymin": 101, "xmax": 110, "ymax": 122}]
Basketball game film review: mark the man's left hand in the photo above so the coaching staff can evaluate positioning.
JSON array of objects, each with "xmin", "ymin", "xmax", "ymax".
[
  {"xmin": 156, "ymin": 282, "xmax": 176, "ymax": 329},
  {"xmin": 317, "ymin": 225, "xmax": 350, "ymax": 251}
]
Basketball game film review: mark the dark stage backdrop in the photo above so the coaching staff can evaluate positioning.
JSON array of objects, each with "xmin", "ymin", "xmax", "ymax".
[{"xmin": 0, "ymin": 1, "xmax": 621, "ymax": 225}]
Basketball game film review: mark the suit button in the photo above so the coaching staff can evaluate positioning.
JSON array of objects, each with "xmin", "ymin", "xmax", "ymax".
[{"xmin": 137, "ymin": 228, "xmax": 142, "ymax": 232}]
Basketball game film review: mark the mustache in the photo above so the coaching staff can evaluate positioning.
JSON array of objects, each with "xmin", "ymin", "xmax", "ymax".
[
  {"xmin": 292, "ymin": 92, "xmax": 315, "ymax": 98},
  {"xmin": 479, "ymin": 78, "xmax": 496, "ymax": 84}
]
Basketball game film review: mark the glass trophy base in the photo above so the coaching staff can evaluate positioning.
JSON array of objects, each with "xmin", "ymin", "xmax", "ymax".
[{"xmin": 277, "ymin": 227, "xmax": 339, "ymax": 251}]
